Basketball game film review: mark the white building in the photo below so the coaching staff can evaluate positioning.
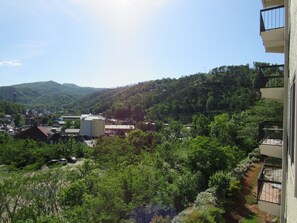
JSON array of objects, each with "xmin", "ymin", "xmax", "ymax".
[
  {"xmin": 80, "ymin": 114, "xmax": 105, "ymax": 138},
  {"xmin": 257, "ymin": 0, "xmax": 297, "ymax": 222}
]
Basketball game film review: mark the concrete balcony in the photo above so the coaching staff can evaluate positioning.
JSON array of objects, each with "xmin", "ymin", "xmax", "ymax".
[
  {"xmin": 258, "ymin": 65, "xmax": 284, "ymax": 101},
  {"xmin": 258, "ymin": 121, "xmax": 283, "ymax": 159},
  {"xmin": 262, "ymin": 0, "xmax": 284, "ymax": 8},
  {"xmin": 260, "ymin": 87, "xmax": 284, "ymax": 101},
  {"xmin": 260, "ymin": 6, "xmax": 285, "ymax": 53},
  {"xmin": 257, "ymin": 159, "xmax": 282, "ymax": 216}
]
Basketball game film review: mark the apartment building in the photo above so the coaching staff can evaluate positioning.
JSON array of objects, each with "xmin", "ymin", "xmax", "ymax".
[
  {"xmin": 257, "ymin": 0, "xmax": 297, "ymax": 222},
  {"xmin": 80, "ymin": 114, "xmax": 105, "ymax": 138}
]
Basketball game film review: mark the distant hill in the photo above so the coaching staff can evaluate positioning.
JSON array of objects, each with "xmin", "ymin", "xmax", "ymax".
[
  {"xmin": 0, "ymin": 63, "xmax": 275, "ymax": 120},
  {"xmin": 70, "ymin": 64, "xmax": 272, "ymax": 122},
  {"xmin": 0, "ymin": 81, "xmax": 104, "ymax": 111}
]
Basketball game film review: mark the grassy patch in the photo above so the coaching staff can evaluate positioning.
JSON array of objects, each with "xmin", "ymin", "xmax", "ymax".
[
  {"xmin": 246, "ymin": 194, "xmax": 257, "ymax": 205},
  {"xmin": 242, "ymin": 213, "xmax": 258, "ymax": 223}
]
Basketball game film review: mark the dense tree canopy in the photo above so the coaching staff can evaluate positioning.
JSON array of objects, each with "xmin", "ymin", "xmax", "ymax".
[
  {"xmin": 68, "ymin": 64, "xmax": 270, "ymax": 122},
  {"xmin": 0, "ymin": 100, "xmax": 24, "ymax": 116},
  {"xmin": 0, "ymin": 63, "xmax": 285, "ymax": 222}
]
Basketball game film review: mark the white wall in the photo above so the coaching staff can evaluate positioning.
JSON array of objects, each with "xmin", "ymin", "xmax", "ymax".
[
  {"xmin": 80, "ymin": 115, "xmax": 105, "ymax": 137},
  {"xmin": 286, "ymin": 165, "xmax": 297, "ymax": 222},
  {"xmin": 80, "ymin": 119, "xmax": 93, "ymax": 136},
  {"xmin": 286, "ymin": 0, "xmax": 297, "ymax": 222},
  {"xmin": 289, "ymin": 0, "xmax": 297, "ymax": 85},
  {"xmin": 92, "ymin": 119, "xmax": 105, "ymax": 137}
]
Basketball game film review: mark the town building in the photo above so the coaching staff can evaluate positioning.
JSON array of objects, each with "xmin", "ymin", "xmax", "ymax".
[
  {"xmin": 16, "ymin": 124, "xmax": 53, "ymax": 142},
  {"xmin": 105, "ymin": 124, "xmax": 135, "ymax": 136},
  {"xmin": 80, "ymin": 114, "xmax": 105, "ymax": 138},
  {"xmin": 257, "ymin": 0, "xmax": 297, "ymax": 222},
  {"xmin": 60, "ymin": 115, "xmax": 81, "ymax": 121}
]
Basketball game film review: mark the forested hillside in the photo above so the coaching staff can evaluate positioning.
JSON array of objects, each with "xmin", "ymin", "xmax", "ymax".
[
  {"xmin": 0, "ymin": 100, "xmax": 24, "ymax": 116},
  {"xmin": 1, "ymin": 63, "xmax": 274, "ymax": 119},
  {"xmin": 72, "ymin": 63, "xmax": 267, "ymax": 122},
  {"xmin": 0, "ymin": 62, "xmax": 285, "ymax": 222},
  {"xmin": 0, "ymin": 81, "xmax": 102, "ymax": 111},
  {"xmin": 0, "ymin": 99, "xmax": 283, "ymax": 222}
]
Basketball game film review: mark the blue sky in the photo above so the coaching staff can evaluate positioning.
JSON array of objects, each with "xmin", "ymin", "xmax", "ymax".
[{"xmin": 0, "ymin": 0, "xmax": 283, "ymax": 88}]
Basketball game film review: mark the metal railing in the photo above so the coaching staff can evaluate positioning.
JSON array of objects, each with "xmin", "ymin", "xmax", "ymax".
[
  {"xmin": 260, "ymin": 5, "xmax": 285, "ymax": 32},
  {"xmin": 258, "ymin": 65, "xmax": 284, "ymax": 88},
  {"xmin": 259, "ymin": 121, "xmax": 283, "ymax": 146},
  {"xmin": 257, "ymin": 159, "xmax": 282, "ymax": 204}
]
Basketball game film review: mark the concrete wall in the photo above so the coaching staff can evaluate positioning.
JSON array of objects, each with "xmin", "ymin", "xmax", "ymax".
[
  {"xmin": 80, "ymin": 119, "xmax": 92, "ymax": 136},
  {"xmin": 260, "ymin": 87, "xmax": 284, "ymax": 101},
  {"xmin": 92, "ymin": 119, "xmax": 105, "ymax": 137},
  {"xmin": 259, "ymin": 201, "xmax": 280, "ymax": 217},
  {"xmin": 80, "ymin": 115, "xmax": 105, "ymax": 137},
  {"xmin": 260, "ymin": 144, "xmax": 282, "ymax": 158},
  {"xmin": 289, "ymin": 0, "xmax": 297, "ymax": 85},
  {"xmin": 286, "ymin": 165, "xmax": 297, "ymax": 222},
  {"xmin": 286, "ymin": 0, "xmax": 297, "ymax": 222}
]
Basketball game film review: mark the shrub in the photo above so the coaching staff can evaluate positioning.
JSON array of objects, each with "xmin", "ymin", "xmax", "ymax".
[
  {"xmin": 248, "ymin": 148, "xmax": 260, "ymax": 160},
  {"xmin": 228, "ymin": 179, "xmax": 241, "ymax": 199},
  {"xmin": 151, "ymin": 215, "xmax": 171, "ymax": 223},
  {"xmin": 181, "ymin": 207, "xmax": 225, "ymax": 223},
  {"xmin": 208, "ymin": 171, "xmax": 232, "ymax": 199},
  {"xmin": 59, "ymin": 179, "xmax": 87, "ymax": 207},
  {"xmin": 194, "ymin": 188, "xmax": 217, "ymax": 208}
]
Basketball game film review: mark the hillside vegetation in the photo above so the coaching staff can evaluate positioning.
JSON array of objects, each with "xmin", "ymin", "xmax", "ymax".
[
  {"xmin": 71, "ymin": 63, "xmax": 267, "ymax": 122},
  {"xmin": 0, "ymin": 81, "xmax": 102, "ymax": 111},
  {"xmin": 0, "ymin": 63, "xmax": 284, "ymax": 222},
  {"xmin": 1, "ymin": 63, "xmax": 272, "ymax": 120},
  {"xmin": 0, "ymin": 99, "xmax": 283, "ymax": 223}
]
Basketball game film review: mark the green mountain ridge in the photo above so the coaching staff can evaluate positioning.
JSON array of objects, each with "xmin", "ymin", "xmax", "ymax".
[
  {"xmin": 1, "ymin": 63, "xmax": 276, "ymax": 119},
  {"xmin": 0, "ymin": 81, "xmax": 104, "ymax": 111},
  {"xmin": 70, "ymin": 64, "xmax": 267, "ymax": 122}
]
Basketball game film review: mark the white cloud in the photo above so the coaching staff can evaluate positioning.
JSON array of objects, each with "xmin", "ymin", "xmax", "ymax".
[{"xmin": 0, "ymin": 60, "xmax": 22, "ymax": 67}]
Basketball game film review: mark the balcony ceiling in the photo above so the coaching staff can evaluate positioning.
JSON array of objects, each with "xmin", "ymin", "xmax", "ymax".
[
  {"xmin": 262, "ymin": 0, "xmax": 284, "ymax": 8},
  {"xmin": 261, "ymin": 28, "xmax": 284, "ymax": 53}
]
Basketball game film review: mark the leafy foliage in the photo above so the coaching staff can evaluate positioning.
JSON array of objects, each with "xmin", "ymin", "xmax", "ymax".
[
  {"xmin": 0, "ymin": 100, "xmax": 24, "ymax": 115},
  {"xmin": 71, "ymin": 64, "xmax": 262, "ymax": 121},
  {"xmin": 0, "ymin": 63, "xmax": 285, "ymax": 222},
  {"xmin": 0, "ymin": 134, "xmax": 86, "ymax": 169}
]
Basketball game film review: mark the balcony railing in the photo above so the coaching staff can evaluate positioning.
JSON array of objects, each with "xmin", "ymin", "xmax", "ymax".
[
  {"xmin": 259, "ymin": 121, "xmax": 283, "ymax": 146},
  {"xmin": 257, "ymin": 159, "xmax": 282, "ymax": 205},
  {"xmin": 258, "ymin": 121, "xmax": 283, "ymax": 158},
  {"xmin": 260, "ymin": 5, "xmax": 285, "ymax": 33},
  {"xmin": 258, "ymin": 65, "xmax": 284, "ymax": 88}
]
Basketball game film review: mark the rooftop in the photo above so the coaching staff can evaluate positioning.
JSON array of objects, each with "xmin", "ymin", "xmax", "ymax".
[
  {"xmin": 81, "ymin": 114, "xmax": 105, "ymax": 121},
  {"xmin": 105, "ymin": 125, "xmax": 135, "ymax": 130},
  {"xmin": 65, "ymin": 129, "xmax": 80, "ymax": 134}
]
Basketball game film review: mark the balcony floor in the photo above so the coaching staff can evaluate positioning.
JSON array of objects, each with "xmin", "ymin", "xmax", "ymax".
[
  {"xmin": 260, "ymin": 182, "xmax": 281, "ymax": 203},
  {"xmin": 259, "ymin": 168, "xmax": 282, "ymax": 204},
  {"xmin": 262, "ymin": 138, "xmax": 283, "ymax": 146}
]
